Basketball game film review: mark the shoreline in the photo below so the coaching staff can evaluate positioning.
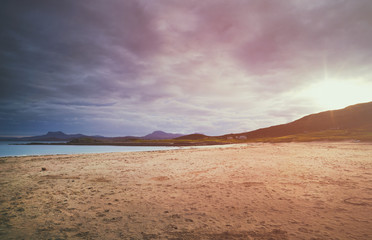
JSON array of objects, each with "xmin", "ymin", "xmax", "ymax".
[
  {"xmin": 2, "ymin": 141, "xmax": 370, "ymax": 158},
  {"xmin": 14, "ymin": 141, "xmax": 234, "ymax": 147},
  {"xmin": 1, "ymin": 142, "xmax": 372, "ymax": 239},
  {"xmin": 0, "ymin": 144, "xmax": 243, "ymax": 158}
]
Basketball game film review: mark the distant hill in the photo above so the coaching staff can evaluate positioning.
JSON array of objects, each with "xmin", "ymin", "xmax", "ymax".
[
  {"xmin": 0, "ymin": 137, "xmax": 18, "ymax": 141},
  {"xmin": 224, "ymin": 101, "xmax": 372, "ymax": 140},
  {"xmin": 1, "ymin": 130, "xmax": 184, "ymax": 141},
  {"xmin": 143, "ymin": 131, "xmax": 184, "ymax": 140},
  {"xmin": 19, "ymin": 131, "xmax": 87, "ymax": 141},
  {"xmin": 2, "ymin": 102, "xmax": 371, "ymax": 143},
  {"xmin": 176, "ymin": 133, "xmax": 208, "ymax": 140}
]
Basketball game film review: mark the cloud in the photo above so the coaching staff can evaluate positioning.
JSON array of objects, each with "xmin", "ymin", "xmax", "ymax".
[{"xmin": 1, "ymin": 0, "xmax": 372, "ymax": 136}]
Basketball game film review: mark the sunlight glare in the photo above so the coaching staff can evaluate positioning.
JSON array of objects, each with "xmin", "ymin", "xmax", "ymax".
[{"xmin": 302, "ymin": 80, "xmax": 372, "ymax": 110}]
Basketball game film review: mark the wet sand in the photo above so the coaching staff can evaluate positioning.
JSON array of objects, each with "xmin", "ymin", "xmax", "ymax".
[{"xmin": 1, "ymin": 142, "xmax": 372, "ymax": 239}]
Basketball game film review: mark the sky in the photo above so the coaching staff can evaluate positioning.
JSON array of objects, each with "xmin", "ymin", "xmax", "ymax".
[{"xmin": 1, "ymin": 0, "xmax": 372, "ymax": 137}]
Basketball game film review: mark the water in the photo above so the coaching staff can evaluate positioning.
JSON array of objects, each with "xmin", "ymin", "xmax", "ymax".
[{"xmin": 0, "ymin": 141, "xmax": 180, "ymax": 157}]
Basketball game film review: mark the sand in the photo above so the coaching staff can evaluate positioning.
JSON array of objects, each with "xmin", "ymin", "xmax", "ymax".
[{"xmin": 1, "ymin": 142, "xmax": 372, "ymax": 240}]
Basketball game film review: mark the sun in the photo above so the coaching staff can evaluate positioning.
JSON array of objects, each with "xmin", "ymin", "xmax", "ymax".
[{"xmin": 302, "ymin": 79, "xmax": 372, "ymax": 110}]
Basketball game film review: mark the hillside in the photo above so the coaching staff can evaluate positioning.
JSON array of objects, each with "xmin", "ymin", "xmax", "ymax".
[
  {"xmin": 143, "ymin": 131, "xmax": 184, "ymax": 140},
  {"xmin": 175, "ymin": 133, "xmax": 208, "ymax": 140},
  {"xmin": 224, "ymin": 101, "xmax": 372, "ymax": 141},
  {"xmin": 19, "ymin": 131, "xmax": 87, "ymax": 141},
  {"xmin": 4, "ymin": 102, "xmax": 371, "ymax": 145},
  {"xmin": 2, "ymin": 130, "xmax": 185, "ymax": 142}
]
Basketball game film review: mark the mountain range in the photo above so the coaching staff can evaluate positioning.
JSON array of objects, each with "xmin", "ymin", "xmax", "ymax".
[
  {"xmin": 178, "ymin": 101, "xmax": 372, "ymax": 142},
  {"xmin": 2, "ymin": 101, "xmax": 372, "ymax": 143},
  {"xmin": 221, "ymin": 101, "xmax": 372, "ymax": 140},
  {"xmin": 1, "ymin": 131, "xmax": 184, "ymax": 141}
]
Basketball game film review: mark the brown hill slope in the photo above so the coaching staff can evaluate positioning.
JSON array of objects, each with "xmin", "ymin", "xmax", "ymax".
[
  {"xmin": 175, "ymin": 134, "xmax": 208, "ymax": 140},
  {"xmin": 225, "ymin": 101, "xmax": 372, "ymax": 140}
]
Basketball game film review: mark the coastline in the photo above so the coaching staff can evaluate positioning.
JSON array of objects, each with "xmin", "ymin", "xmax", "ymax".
[
  {"xmin": 13, "ymin": 140, "xmax": 235, "ymax": 147},
  {"xmin": 1, "ymin": 142, "xmax": 372, "ymax": 239}
]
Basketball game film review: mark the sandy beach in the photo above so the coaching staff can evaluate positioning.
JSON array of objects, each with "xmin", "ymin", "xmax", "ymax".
[{"xmin": 1, "ymin": 142, "xmax": 372, "ymax": 240}]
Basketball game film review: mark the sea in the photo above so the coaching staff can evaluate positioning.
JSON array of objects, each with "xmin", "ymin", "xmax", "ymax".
[{"xmin": 0, "ymin": 141, "xmax": 180, "ymax": 157}]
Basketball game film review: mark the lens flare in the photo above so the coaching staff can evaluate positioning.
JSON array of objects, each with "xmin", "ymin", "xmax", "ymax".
[{"xmin": 302, "ymin": 79, "xmax": 372, "ymax": 110}]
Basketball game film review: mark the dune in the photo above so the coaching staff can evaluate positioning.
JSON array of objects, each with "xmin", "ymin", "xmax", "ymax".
[{"xmin": 1, "ymin": 142, "xmax": 372, "ymax": 239}]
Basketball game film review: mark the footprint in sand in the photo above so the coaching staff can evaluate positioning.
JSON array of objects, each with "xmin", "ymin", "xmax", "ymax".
[
  {"xmin": 151, "ymin": 176, "xmax": 170, "ymax": 181},
  {"xmin": 343, "ymin": 197, "xmax": 372, "ymax": 206}
]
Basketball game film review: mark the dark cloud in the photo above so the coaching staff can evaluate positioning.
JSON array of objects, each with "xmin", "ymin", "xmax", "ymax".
[
  {"xmin": 1, "ymin": 0, "xmax": 372, "ymax": 136},
  {"xmin": 0, "ymin": 0, "xmax": 159, "ymax": 98}
]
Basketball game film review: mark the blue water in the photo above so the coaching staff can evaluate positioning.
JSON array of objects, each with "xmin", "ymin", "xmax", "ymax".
[{"xmin": 0, "ymin": 141, "xmax": 179, "ymax": 157}]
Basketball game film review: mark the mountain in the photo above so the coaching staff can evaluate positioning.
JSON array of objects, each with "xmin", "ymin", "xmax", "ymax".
[
  {"xmin": 2, "ymin": 102, "xmax": 371, "ymax": 143},
  {"xmin": 0, "ymin": 130, "xmax": 184, "ymax": 141},
  {"xmin": 224, "ymin": 101, "xmax": 372, "ymax": 140},
  {"xmin": 19, "ymin": 131, "xmax": 87, "ymax": 141},
  {"xmin": 0, "ymin": 137, "xmax": 18, "ymax": 140},
  {"xmin": 175, "ymin": 133, "xmax": 208, "ymax": 140},
  {"xmin": 142, "ymin": 131, "xmax": 184, "ymax": 140}
]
